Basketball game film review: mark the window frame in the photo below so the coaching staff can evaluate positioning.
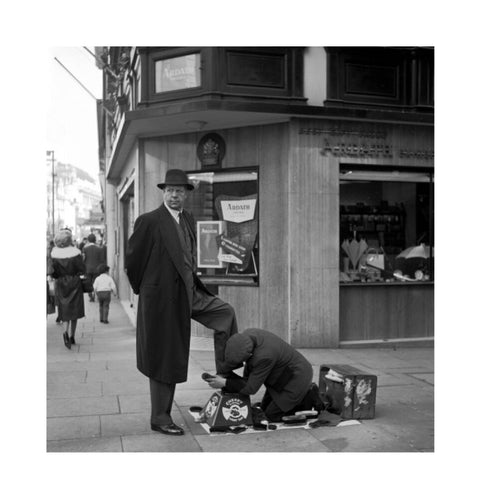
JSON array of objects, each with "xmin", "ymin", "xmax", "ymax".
[{"xmin": 185, "ymin": 165, "xmax": 260, "ymax": 287}]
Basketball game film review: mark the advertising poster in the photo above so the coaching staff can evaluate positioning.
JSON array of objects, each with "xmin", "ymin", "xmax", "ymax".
[
  {"xmin": 214, "ymin": 194, "xmax": 258, "ymax": 276},
  {"xmin": 197, "ymin": 220, "xmax": 226, "ymax": 268}
]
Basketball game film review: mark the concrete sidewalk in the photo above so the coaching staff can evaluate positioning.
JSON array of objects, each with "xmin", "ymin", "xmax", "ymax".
[{"xmin": 47, "ymin": 296, "xmax": 434, "ymax": 452}]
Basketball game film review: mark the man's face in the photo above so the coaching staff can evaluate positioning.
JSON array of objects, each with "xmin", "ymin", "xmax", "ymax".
[{"xmin": 163, "ymin": 185, "xmax": 187, "ymax": 211}]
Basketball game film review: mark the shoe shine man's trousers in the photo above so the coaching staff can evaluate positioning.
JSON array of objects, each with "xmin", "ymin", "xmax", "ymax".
[{"xmin": 149, "ymin": 286, "xmax": 238, "ymax": 426}]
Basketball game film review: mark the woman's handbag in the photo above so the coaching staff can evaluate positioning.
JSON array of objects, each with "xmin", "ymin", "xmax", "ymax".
[{"xmin": 80, "ymin": 275, "xmax": 93, "ymax": 293}]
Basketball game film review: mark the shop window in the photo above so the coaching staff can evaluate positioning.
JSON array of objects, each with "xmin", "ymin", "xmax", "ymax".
[
  {"xmin": 325, "ymin": 47, "xmax": 434, "ymax": 111},
  {"xmin": 185, "ymin": 167, "xmax": 259, "ymax": 286},
  {"xmin": 121, "ymin": 191, "xmax": 135, "ymax": 268},
  {"xmin": 339, "ymin": 167, "xmax": 434, "ymax": 284}
]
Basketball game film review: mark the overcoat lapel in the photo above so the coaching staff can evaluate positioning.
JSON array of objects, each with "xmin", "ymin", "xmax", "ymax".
[{"xmin": 157, "ymin": 205, "xmax": 188, "ymax": 288}]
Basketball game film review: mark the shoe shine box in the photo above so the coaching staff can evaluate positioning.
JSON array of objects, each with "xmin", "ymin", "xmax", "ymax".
[
  {"xmin": 319, "ymin": 364, "xmax": 377, "ymax": 419},
  {"xmin": 199, "ymin": 391, "xmax": 252, "ymax": 428}
]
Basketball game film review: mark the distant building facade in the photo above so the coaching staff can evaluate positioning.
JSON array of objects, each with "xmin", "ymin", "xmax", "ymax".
[{"xmin": 46, "ymin": 161, "xmax": 104, "ymax": 242}]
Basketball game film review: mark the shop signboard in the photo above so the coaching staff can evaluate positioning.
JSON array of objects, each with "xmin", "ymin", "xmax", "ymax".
[{"xmin": 155, "ymin": 54, "xmax": 201, "ymax": 93}]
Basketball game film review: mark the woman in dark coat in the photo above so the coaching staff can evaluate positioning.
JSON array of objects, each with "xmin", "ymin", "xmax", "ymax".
[
  {"xmin": 206, "ymin": 328, "xmax": 324, "ymax": 422},
  {"xmin": 49, "ymin": 229, "xmax": 85, "ymax": 349}
]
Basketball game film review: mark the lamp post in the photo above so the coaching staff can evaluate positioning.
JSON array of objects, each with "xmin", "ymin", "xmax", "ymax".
[{"xmin": 47, "ymin": 150, "xmax": 55, "ymax": 237}]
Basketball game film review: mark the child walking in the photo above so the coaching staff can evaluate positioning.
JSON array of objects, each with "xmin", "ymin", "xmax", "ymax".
[{"xmin": 93, "ymin": 264, "xmax": 117, "ymax": 324}]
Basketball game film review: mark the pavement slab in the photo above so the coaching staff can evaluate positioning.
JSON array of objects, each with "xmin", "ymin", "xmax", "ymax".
[
  {"xmin": 47, "ymin": 436, "xmax": 123, "ymax": 452},
  {"xmin": 312, "ymin": 424, "xmax": 417, "ymax": 452},
  {"xmin": 47, "ymin": 359, "xmax": 108, "ymax": 372},
  {"xmin": 47, "ymin": 370, "xmax": 88, "ymax": 383},
  {"xmin": 118, "ymin": 394, "xmax": 150, "ymax": 414},
  {"xmin": 47, "ymin": 380, "xmax": 103, "ymax": 398},
  {"xmin": 194, "ymin": 428, "xmax": 331, "ymax": 452},
  {"xmin": 100, "ymin": 412, "xmax": 153, "ymax": 437},
  {"xmin": 121, "ymin": 432, "xmax": 201, "ymax": 452},
  {"xmin": 47, "ymin": 415, "xmax": 101, "ymax": 441},
  {"xmin": 48, "ymin": 395, "xmax": 120, "ymax": 417}
]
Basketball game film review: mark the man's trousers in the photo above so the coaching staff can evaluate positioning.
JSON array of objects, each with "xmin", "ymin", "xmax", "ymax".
[{"xmin": 149, "ymin": 285, "xmax": 238, "ymax": 426}]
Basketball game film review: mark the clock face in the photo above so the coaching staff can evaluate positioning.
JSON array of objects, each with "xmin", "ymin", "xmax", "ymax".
[{"xmin": 414, "ymin": 270, "xmax": 424, "ymax": 280}]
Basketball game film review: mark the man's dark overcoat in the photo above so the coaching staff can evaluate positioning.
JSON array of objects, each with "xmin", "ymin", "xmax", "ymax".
[
  {"xmin": 225, "ymin": 328, "xmax": 313, "ymax": 412},
  {"xmin": 83, "ymin": 243, "xmax": 106, "ymax": 274},
  {"xmin": 126, "ymin": 204, "xmax": 213, "ymax": 383}
]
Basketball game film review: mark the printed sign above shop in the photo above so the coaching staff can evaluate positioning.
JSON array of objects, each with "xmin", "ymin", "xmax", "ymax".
[
  {"xmin": 298, "ymin": 121, "xmax": 434, "ymax": 162},
  {"xmin": 155, "ymin": 54, "xmax": 201, "ymax": 93}
]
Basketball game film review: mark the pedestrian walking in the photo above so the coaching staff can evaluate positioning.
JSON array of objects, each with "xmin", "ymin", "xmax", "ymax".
[
  {"xmin": 126, "ymin": 168, "xmax": 238, "ymax": 436},
  {"xmin": 49, "ymin": 229, "xmax": 86, "ymax": 349},
  {"xmin": 93, "ymin": 263, "xmax": 117, "ymax": 323},
  {"xmin": 82, "ymin": 233, "xmax": 106, "ymax": 302},
  {"xmin": 78, "ymin": 237, "xmax": 87, "ymax": 251}
]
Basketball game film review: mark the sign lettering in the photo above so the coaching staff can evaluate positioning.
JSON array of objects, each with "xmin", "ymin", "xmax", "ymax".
[{"xmin": 220, "ymin": 199, "xmax": 257, "ymax": 223}]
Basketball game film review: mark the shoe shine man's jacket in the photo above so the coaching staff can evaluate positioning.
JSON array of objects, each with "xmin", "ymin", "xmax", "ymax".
[
  {"xmin": 224, "ymin": 328, "xmax": 313, "ymax": 412},
  {"xmin": 126, "ymin": 204, "xmax": 214, "ymax": 383}
]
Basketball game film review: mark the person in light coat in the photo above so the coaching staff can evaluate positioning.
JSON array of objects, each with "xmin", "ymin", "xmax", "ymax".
[{"xmin": 49, "ymin": 229, "xmax": 85, "ymax": 349}]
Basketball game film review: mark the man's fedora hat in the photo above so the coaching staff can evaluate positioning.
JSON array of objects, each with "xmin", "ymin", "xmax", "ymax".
[{"xmin": 157, "ymin": 169, "xmax": 194, "ymax": 190}]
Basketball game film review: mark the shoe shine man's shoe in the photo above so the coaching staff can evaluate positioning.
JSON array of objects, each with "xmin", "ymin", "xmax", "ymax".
[
  {"xmin": 151, "ymin": 423, "xmax": 184, "ymax": 436},
  {"xmin": 70, "ymin": 336, "xmax": 75, "ymax": 345}
]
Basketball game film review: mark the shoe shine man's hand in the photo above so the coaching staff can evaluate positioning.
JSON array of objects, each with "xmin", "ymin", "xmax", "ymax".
[{"xmin": 207, "ymin": 375, "xmax": 227, "ymax": 389}]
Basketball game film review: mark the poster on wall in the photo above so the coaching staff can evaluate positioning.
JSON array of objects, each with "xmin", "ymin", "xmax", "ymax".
[
  {"xmin": 197, "ymin": 221, "xmax": 227, "ymax": 268},
  {"xmin": 214, "ymin": 194, "xmax": 258, "ymax": 276}
]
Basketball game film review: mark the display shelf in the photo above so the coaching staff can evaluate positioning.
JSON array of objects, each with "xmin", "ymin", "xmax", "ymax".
[{"xmin": 340, "ymin": 202, "xmax": 406, "ymax": 254}]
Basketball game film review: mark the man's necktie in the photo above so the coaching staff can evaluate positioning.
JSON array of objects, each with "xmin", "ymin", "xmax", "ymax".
[{"xmin": 178, "ymin": 211, "xmax": 189, "ymax": 243}]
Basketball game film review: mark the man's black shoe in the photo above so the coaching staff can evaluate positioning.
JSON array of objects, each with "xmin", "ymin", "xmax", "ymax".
[{"xmin": 151, "ymin": 423, "xmax": 184, "ymax": 436}]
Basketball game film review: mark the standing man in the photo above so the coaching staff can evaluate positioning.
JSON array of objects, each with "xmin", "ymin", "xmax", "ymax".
[
  {"xmin": 126, "ymin": 169, "xmax": 238, "ymax": 436},
  {"xmin": 82, "ymin": 233, "xmax": 106, "ymax": 302}
]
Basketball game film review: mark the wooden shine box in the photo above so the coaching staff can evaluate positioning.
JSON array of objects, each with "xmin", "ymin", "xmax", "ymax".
[{"xmin": 319, "ymin": 364, "xmax": 377, "ymax": 419}]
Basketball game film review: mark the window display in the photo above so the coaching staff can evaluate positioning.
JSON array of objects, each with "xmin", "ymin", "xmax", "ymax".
[
  {"xmin": 185, "ymin": 167, "xmax": 259, "ymax": 286},
  {"xmin": 339, "ymin": 167, "xmax": 434, "ymax": 284}
]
